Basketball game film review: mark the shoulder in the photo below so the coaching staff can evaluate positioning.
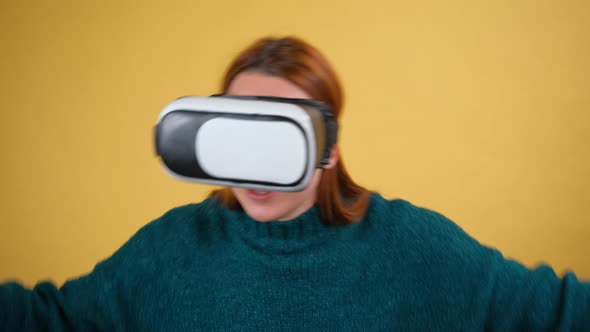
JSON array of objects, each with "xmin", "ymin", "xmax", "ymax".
[
  {"xmin": 139, "ymin": 197, "xmax": 225, "ymax": 239},
  {"xmin": 368, "ymin": 192, "xmax": 466, "ymax": 235},
  {"xmin": 113, "ymin": 197, "xmax": 226, "ymax": 254},
  {"xmin": 93, "ymin": 197, "xmax": 227, "ymax": 270},
  {"xmin": 367, "ymin": 192, "xmax": 499, "ymax": 264}
]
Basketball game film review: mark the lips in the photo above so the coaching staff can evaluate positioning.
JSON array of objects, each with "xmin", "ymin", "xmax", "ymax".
[{"xmin": 246, "ymin": 189, "xmax": 275, "ymax": 200}]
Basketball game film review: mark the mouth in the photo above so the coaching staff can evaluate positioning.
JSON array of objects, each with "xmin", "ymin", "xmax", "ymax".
[{"xmin": 245, "ymin": 189, "xmax": 275, "ymax": 200}]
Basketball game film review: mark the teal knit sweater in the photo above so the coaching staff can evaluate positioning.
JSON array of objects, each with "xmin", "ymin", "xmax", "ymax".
[{"xmin": 2, "ymin": 193, "xmax": 589, "ymax": 331}]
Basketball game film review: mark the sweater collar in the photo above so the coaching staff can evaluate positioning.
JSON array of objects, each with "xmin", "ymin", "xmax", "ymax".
[{"xmin": 224, "ymin": 203, "xmax": 340, "ymax": 252}]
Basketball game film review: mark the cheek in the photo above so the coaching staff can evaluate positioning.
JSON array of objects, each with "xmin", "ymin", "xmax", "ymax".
[
  {"xmin": 230, "ymin": 187, "xmax": 244, "ymax": 198},
  {"xmin": 231, "ymin": 188, "xmax": 253, "ymax": 205}
]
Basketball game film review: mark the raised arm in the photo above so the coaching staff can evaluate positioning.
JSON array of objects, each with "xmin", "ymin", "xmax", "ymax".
[
  {"xmin": 485, "ymin": 256, "xmax": 590, "ymax": 331},
  {"xmin": 0, "ymin": 212, "xmax": 172, "ymax": 331}
]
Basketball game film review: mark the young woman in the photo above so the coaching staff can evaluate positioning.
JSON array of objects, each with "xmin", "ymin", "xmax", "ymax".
[{"xmin": 1, "ymin": 36, "xmax": 589, "ymax": 331}]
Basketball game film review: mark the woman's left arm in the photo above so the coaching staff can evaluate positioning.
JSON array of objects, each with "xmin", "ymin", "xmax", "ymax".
[{"xmin": 484, "ymin": 256, "xmax": 590, "ymax": 331}]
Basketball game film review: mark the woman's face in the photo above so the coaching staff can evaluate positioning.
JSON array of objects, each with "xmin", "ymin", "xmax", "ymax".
[{"xmin": 226, "ymin": 71, "xmax": 335, "ymax": 222}]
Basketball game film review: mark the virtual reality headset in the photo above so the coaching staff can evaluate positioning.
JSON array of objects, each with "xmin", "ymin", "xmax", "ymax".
[{"xmin": 154, "ymin": 95, "xmax": 338, "ymax": 192}]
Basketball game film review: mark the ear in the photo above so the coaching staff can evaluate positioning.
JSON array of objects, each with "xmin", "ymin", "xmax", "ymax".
[{"xmin": 323, "ymin": 145, "xmax": 339, "ymax": 169}]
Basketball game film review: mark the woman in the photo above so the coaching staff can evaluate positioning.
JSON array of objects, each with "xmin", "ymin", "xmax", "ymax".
[
  {"xmin": 210, "ymin": 36, "xmax": 370, "ymax": 225},
  {"xmin": 1, "ymin": 36, "xmax": 589, "ymax": 331}
]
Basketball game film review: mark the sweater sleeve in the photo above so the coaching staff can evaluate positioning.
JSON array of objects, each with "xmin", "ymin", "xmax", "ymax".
[
  {"xmin": 486, "ymin": 256, "xmax": 590, "ymax": 331},
  {"xmin": 0, "ymin": 212, "xmax": 171, "ymax": 331},
  {"xmin": 1, "ymin": 274, "xmax": 118, "ymax": 331},
  {"xmin": 404, "ymin": 200, "xmax": 590, "ymax": 331}
]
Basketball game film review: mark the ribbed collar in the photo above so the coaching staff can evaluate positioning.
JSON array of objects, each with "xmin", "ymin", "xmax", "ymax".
[{"xmin": 224, "ymin": 203, "xmax": 341, "ymax": 253}]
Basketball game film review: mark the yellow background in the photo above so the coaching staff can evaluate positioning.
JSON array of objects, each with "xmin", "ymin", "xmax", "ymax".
[{"xmin": 1, "ymin": 0, "xmax": 589, "ymax": 286}]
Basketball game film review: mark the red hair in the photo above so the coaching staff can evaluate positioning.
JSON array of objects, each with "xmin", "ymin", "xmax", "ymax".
[{"xmin": 210, "ymin": 36, "xmax": 370, "ymax": 225}]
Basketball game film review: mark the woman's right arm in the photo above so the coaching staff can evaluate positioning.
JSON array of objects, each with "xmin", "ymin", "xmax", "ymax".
[
  {"xmin": 0, "ymin": 214, "xmax": 170, "ymax": 331},
  {"xmin": 1, "ymin": 271, "xmax": 120, "ymax": 331}
]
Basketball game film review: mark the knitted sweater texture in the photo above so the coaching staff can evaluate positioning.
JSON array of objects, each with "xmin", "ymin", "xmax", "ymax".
[{"xmin": 1, "ymin": 193, "xmax": 589, "ymax": 331}]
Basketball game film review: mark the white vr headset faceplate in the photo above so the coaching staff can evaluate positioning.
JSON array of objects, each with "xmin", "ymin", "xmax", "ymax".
[
  {"xmin": 155, "ymin": 96, "xmax": 328, "ymax": 192},
  {"xmin": 196, "ymin": 118, "xmax": 306, "ymax": 185}
]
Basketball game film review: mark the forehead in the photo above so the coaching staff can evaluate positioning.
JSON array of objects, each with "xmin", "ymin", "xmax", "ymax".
[{"xmin": 226, "ymin": 72, "xmax": 311, "ymax": 99}]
